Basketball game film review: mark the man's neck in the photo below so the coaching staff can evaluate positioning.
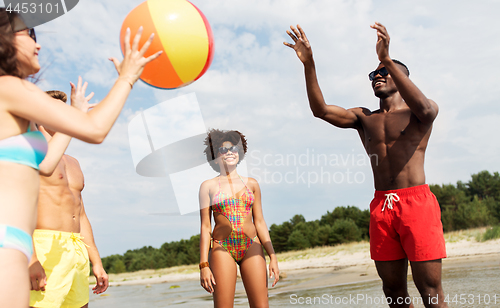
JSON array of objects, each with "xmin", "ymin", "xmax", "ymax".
[{"xmin": 379, "ymin": 92, "xmax": 406, "ymax": 112}]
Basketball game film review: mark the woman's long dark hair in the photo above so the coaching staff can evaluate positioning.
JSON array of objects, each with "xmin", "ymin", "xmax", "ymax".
[{"xmin": 0, "ymin": 8, "xmax": 23, "ymax": 78}]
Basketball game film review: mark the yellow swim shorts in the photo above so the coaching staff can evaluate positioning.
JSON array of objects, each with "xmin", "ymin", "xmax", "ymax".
[{"xmin": 29, "ymin": 229, "xmax": 90, "ymax": 308}]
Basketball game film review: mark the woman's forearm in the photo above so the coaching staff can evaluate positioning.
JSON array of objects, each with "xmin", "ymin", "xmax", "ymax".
[
  {"xmin": 255, "ymin": 221, "xmax": 276, "ymax": 257},
  {"xmin": 199, "ymin": 228, "xmax": 211, "ymax": 263}
]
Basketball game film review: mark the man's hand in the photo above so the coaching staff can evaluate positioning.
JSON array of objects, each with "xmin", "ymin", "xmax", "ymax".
[
  {"xmin": 29, "ymin": 260, "xmax": 47, "ymax": 291},
  {"xmin": 70, "ymin": 76, "xmax": 96, "ymax": 113},
  {"xmin": 284, "ymin": 25, "xmax": 313, "ymax": 65},
  {"xmin": 370, "ymin": 22, "xmax": 391, "ymax": 63},
  {"xmin": 92, "ymin": 265, "xmax": 109, "ymax": 294}
]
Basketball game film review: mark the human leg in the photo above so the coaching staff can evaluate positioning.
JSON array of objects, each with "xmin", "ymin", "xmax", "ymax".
[
  {"xmin": 375, "ymin": 259, "xmax": 414, "ymax": 308},
  {"xmin": 395, "ymin": 186, "xmax": 447, "ymax": 307},
  {"xmin": 62, "ymin": 232, "xmax": 90, "ymax": 308},
  {"xmin": 239, "ymin": 242, "xmax": 268, "ymax": 308},
  {"xmin": 0, "ymin": 248, "xmax": 30, "ymax": 308},
  {"xmin": 0, "ymin": 224, "xmax": 32, "ymax": 308},
  {"xmin": 210, "ymin": 242, "xmax": 238, "ymax": 308},
  {"xmin": 410, "ymin": 260, "xmax": 448, "ymax": 308}
]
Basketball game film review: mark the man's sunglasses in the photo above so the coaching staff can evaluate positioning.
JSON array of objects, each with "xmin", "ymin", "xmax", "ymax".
[
  {"xmin": 219, "ymin": 146, "xmax": 239, "ymax": 155},
  {"xmin": 368, "ymin": 67, "xmax": 388, "ymax": 81}
]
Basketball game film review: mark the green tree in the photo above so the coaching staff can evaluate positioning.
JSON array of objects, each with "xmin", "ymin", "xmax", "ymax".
[
  {"xmin": 269, "ymin": 221, "xmax": 293, "ymax": 253},
  {"xmin": 430, "ymin": 183, "xmax": 468, "ymax": 211},
  {"xmin": 329, "ymin": 218, "xmax": 362, "ymax": 245},
  {"xmin": 452, "ymin": 196, "xmax": 495, "ymax": 230},
  {"xmin": 290, "ymin": 214, "xmax": 306, "ymax": 226},
  {"xmin": 286, "ymin": 230, "xmax": 310, "ymax": 251},
  {"xmin": 314, "ymin": 225, "xmax": 332, "ymax": 247},
  {"xmin": 111, "ymin": 259, "xmax": 126, "ymax": 274},
  {"xmin": 320, "ymin": 206, "xmax": 369, "ymax": 239},
  {"xmin": 465, "ymin": 170, "xmax": 500, "ymax": 200}
]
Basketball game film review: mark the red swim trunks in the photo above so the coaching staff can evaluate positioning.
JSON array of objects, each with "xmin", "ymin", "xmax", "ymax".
[{"xmin": 369, "ymin": 184, "xmax": 446, "ymax": 262}]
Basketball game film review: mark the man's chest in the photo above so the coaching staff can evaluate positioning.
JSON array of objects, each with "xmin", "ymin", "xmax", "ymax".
[{"xmin": 361, "ymin": 110, "xmax": 421, "ymax": 145}]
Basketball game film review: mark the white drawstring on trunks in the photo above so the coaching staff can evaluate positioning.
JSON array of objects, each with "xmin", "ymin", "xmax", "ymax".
[{"xmin": 382, "ymin": 193, "xmax": 400, "ymax": 211}]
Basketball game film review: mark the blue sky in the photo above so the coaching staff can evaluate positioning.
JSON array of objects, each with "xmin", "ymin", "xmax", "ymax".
[{"xmin": 19, "ymin": 0, "xmax": 500, "ymax": 257}]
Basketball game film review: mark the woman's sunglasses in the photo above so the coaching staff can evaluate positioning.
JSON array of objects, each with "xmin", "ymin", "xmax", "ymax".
[
  {"xmin": 28, "ymin": 28, "xmax": 36, "ymax": 42},
  {"xmin": 368, "ymin": 67, "xmax": 388, "ymax": 81},
  {"xmin": 15, "ymin": 28, "xmax": 36, "ymax": 43},
  {"xmin": 219, "ymin": 145, "xmax": 239, "ymax": 155}
]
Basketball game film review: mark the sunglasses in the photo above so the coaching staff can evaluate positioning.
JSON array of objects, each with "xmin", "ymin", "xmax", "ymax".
[
  {"xmin": 218, "ymin": 145, "xmax": 239, "ymax": 155},
  {"xmin": 29, "ymin": 28, "xmax": 36, "ymax": 42},
  {"xmin": 368, "ymin": 67, "xmax": 388, "ymax": 81},
  {"xmin": 15, "ymin": 28, "xmax": 37, "ymax": 43}
]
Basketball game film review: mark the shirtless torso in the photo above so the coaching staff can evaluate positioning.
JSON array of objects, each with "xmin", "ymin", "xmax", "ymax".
[
  {"xmin": 37, "ymin": 154, "xmax": 84, "ymax": 232},
  {"xmin": 351, "ymin": 105, "xmax": 432, "ymax": 190}
]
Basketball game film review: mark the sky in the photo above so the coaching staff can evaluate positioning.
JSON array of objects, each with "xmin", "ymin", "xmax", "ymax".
[{"xmin": 9, "ymin": 0, "xmax": 500, "ymax": 257}]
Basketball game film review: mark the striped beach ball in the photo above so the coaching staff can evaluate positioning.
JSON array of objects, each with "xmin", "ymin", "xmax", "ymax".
[{"xmin": 120, "ymin": 0, "xmax": 214, "ymax": 89}]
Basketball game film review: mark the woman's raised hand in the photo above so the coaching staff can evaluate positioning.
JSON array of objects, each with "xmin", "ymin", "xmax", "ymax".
[{"xmin": 109, "ymin": 27, "xmax": 163, "ymax": 88}]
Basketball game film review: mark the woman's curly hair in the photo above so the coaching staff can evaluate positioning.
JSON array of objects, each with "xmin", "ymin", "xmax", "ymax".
[
  {"xmin": 203, "ymin": 129, "xmax": 248, "ymax": 172},
  {"xmin": 0, "ymin": 9, "xmax": 23, "ymax": 78}
]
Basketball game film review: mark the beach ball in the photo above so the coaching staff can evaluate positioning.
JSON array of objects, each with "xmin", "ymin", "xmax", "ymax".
[{"xmin": 120, "ymin": 0, "xmax": 214, "ymax": 89}]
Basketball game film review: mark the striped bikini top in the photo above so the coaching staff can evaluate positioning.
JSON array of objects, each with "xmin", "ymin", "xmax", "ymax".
[{"xmin": 0, "ymin": 125, "xmax": 48, "ymax": 170}]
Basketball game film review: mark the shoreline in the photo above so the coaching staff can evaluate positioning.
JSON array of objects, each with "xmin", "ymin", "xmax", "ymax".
[{"xmin": 94, "ymin": 228, "xmax": 500, "ymax": 289}]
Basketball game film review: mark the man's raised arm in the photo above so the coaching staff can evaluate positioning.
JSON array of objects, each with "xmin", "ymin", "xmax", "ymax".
[
  {"xmin": 371, "ymin": 22, "xmax": 438, "ymax": 124},
  {"xmin": 284, "ymin": 25, "xmax": 360, "ymax": 129}
]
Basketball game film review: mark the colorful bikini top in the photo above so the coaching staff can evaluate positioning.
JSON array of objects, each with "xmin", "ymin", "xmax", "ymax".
[
  {"xmin": 212, "ymin": 175, "xmax": 255, "ymax": 214},
  {"xmin": 0, "ymin": 125, "xmax": 48, "ymax": 170}
]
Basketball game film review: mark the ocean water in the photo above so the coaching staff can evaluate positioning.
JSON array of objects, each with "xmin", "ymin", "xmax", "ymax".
[{"xmin": 89, "ymin": 261, "xmax": 500, "ymax": 307}]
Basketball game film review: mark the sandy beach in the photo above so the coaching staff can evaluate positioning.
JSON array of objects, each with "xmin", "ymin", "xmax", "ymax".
[{"xmin": 92, "ymin": 227, "xmax": 500, "ymax": 293}]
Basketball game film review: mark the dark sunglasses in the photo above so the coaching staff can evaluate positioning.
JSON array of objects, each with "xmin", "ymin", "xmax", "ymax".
[
  {"xmin": 368, "ymin": 67, "xmax": 388, "ymax": 81},
  {"xmin": 15, "ymin": 28, "xmax": 37, "ymax": 43},
  {"xmin": 219, "ymin": 145, "xmax": 239, "ymax": 155},
  {"xmin": 29, "ymin": 28, "xmax": 37, "ymax": 42}
]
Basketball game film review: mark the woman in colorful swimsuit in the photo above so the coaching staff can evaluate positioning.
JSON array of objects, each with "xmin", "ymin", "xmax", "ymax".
[
  {"xmin": 199, "ymin": 129, "xmax": 279, "ymax": 307},
  {"xmin": 0, "ymin": 10, "xmax": 161, "ymax": 307}
]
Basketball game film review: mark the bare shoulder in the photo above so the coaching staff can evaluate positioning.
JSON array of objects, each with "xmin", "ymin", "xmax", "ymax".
[
  {"xmin": 245, "ymin": 177, "xmax": 261, "ymax": 190},
  {"xmin": 348, "ymin": 106, "xmax": 375, "ymax": 117},
  {"xmin": 0, "ymin": 76, "xmax": 36, "ymax": 97},
  {"xmin": 0, "ymin": 76, "xmax": 22, "ymax": 105},
  {"xmin": 0, "ymin": 75, "xmax": 23, "ymax": 87},
  {"xmin": 64, "ymin": 155, "xmax": 81, "ymax": 167},
  {"xmin": 0, "ymin": 77, "xmax": 50, "ymax": 114},
  {"xmin": 200, "ymin": 177, "xmax": 218, "ymax": 192}
]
